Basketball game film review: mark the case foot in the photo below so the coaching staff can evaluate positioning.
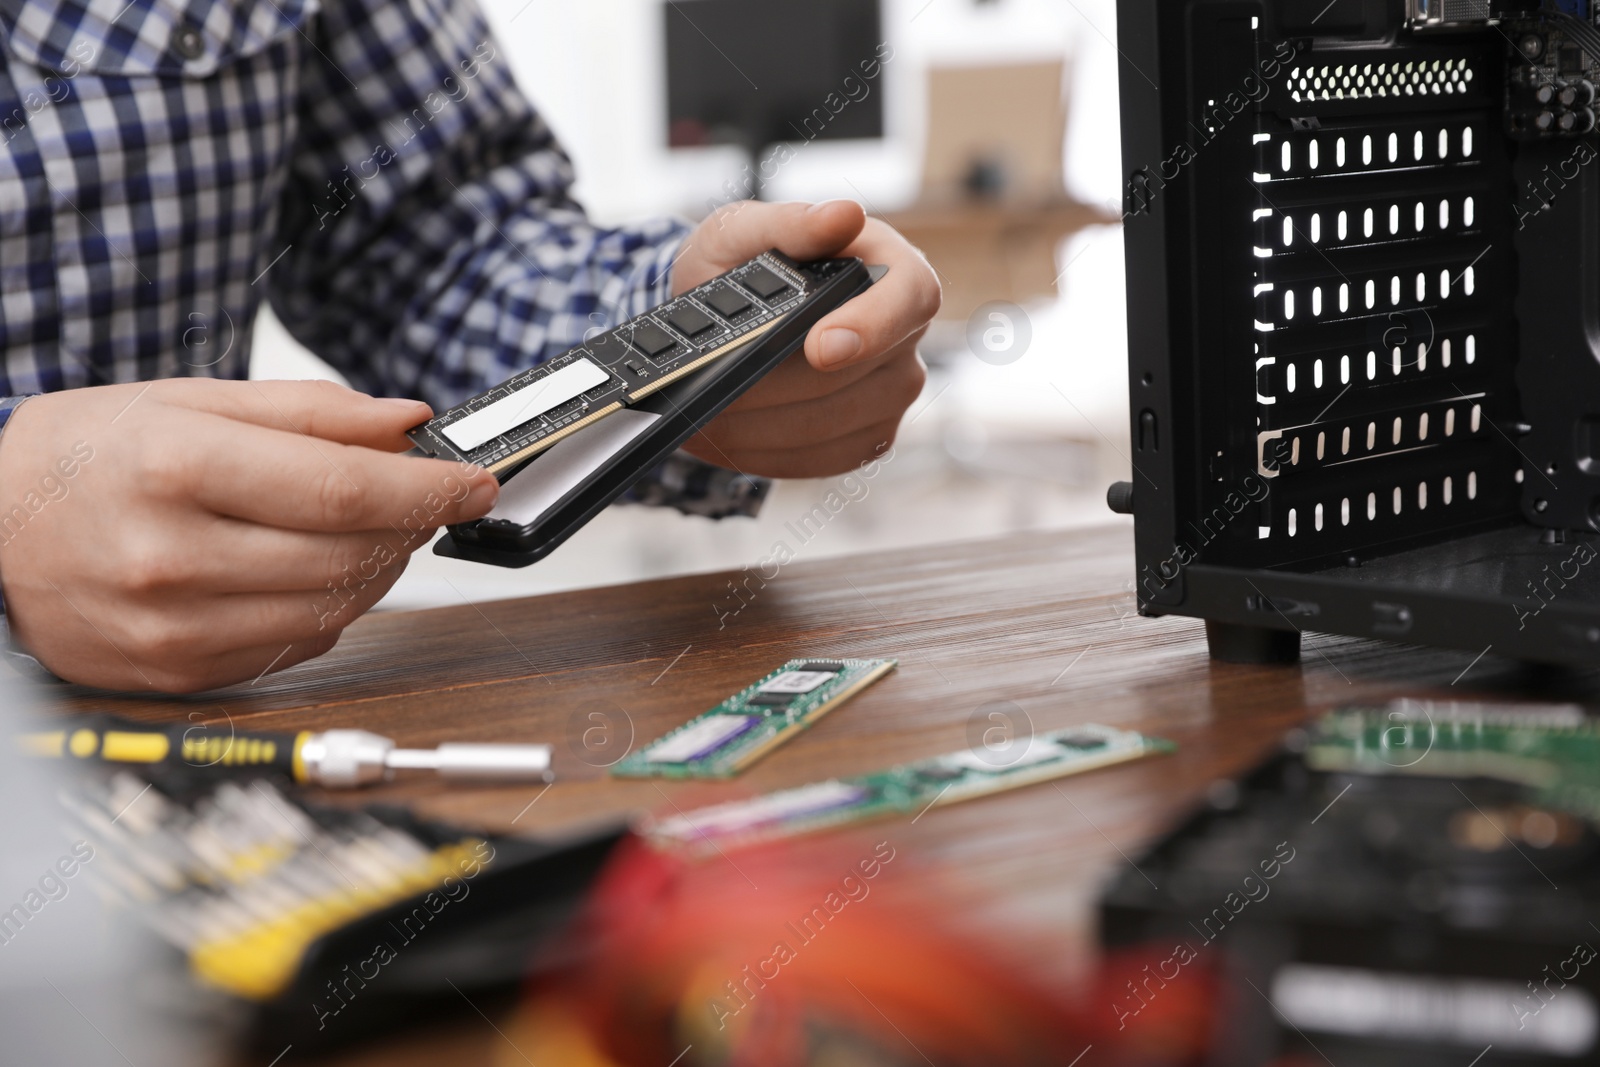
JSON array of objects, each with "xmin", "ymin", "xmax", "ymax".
[{"xmin": 1205, "ymin": 620, "xmax": 1301, "ymax": 665}]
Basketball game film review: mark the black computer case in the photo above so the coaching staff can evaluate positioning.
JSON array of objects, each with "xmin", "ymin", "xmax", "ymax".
[{"xmin": 1114, "ymin": 0, "xmax": 1600, "ymax": 666}]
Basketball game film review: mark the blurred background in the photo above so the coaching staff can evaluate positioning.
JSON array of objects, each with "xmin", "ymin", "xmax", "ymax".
[{"xmin": 252, "ymin": 0, "xmax": 1134, "ymax": 609}]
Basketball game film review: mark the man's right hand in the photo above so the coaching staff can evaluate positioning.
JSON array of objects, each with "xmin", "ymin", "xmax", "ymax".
[{"xmin": 0, "ymin": 379, "xmax": 500, "ymax": 692}]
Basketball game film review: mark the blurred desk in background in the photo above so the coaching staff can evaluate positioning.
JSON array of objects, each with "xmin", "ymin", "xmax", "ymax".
[
  {"xmin": 880, "ymin": 199, "xmax": 1118, "ymax": 321},
  {"xmin": 55, "ymin": 524, "xmax": 1566, "ymax": 1066}
]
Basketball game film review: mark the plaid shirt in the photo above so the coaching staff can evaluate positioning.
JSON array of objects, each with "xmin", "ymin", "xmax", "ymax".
[{"xmin": 0, "ymin": 0, "xmax": 768, "ymax": 512}]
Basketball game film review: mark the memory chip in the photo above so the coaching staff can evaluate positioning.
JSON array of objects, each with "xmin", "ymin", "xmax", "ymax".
[
  {"xmin": 645, "ymin": 724, "xmax": 1175, "ymax": 850},
  {"xmin": 758, "ymin": 670, "xmax": 835, "ymax": 695},
  {"xmin": 665, "ymin": 304, "xmax": 716, "ymax": 339},
  {"xmin": 740, "ymin": 263, "xmax": 792, "ymax": 299},
  {"xmin": 612, "ymin": 658, "xmax": 896, "ymax": 779},
  {"xmin": 645, "ymin": 715, "xmax": 757, "ymax": 764},
  {"xmin": 627, "ymin": 322, "xmax": 678, "ymax": 358},
  {"xmin": 704, "ymin": 285, "xmax": 753, "ymax": 318}
]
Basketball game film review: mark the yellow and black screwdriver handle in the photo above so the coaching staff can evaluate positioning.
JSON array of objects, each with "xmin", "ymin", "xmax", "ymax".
[
  {"xmin": 18, "ymin": 713, "xmax": 309, "ymax": 780},
  {"xmin": 17, "ymin": 715, "xmax": 552, "ymax": 788}
]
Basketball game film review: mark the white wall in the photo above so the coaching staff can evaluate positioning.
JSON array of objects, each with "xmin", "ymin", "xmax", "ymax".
[{"xmin": 472, "ymin": 0, "xmax": 1122, "ymax": 223}]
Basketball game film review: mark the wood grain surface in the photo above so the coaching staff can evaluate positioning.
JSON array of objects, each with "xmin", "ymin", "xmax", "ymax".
[{"xmin": 50, "ymin": 524, "xmax": 1600, "ymax": 1065}]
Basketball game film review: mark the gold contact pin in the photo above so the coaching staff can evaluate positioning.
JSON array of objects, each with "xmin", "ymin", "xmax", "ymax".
[{"xmin": 485, "ymin": 401, "xmax": 625, "ymax": 475}]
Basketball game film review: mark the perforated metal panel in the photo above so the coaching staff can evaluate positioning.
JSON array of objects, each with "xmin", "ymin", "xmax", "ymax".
[
  {"xmin": 1244, "ymin": 41, "xmax": 1521, "ymax": 566},
  {"xmin": 1115, "ymin": 0, "xmax": 1600, "ymax": 666}
]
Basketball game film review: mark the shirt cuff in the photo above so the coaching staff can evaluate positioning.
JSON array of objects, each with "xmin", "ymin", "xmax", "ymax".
[
  {"xmin": 0, "ymin": 395, "xmax": 34, "ymax": 432},
  {"xmin": 0, "ymin": 619, "xmax": 53, "ymax": 682},
  {"xmin": 0, "ymin": 395, "xmax": 36, "ymax": 625},
  {"xmin": 0, "ymin": 396, "xmax": 55, "ymax": 680},
  {"xmin": 620, "ymin": 451, "xmax": 770, "ymax": 519}
]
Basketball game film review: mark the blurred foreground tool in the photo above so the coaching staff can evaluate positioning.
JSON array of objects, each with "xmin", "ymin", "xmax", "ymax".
[
  {"xmin": 58, "ymin": 767, "xmax": 622, "ymax": 1054},
  {"xmin": 503, "ymin": 835, "xmax": 1219, "ymax": 1067},
  {"xmin": 17, "ymin": 713, "xmax": 551, "ymax": 788}
]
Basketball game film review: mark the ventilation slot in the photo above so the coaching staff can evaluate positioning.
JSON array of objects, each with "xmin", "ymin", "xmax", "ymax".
[{"xmin": 1286, "ymin": 58, "xmax": 1475, "ymax": 104}]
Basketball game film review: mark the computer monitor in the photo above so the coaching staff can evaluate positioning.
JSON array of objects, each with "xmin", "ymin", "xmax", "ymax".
[{"xmin": 664, "ymin": 0, "xmax": 886, "ymax": 155}]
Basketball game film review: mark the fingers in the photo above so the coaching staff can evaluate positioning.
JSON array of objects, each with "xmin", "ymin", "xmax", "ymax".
[
  {"xmin": 717, "ymin": 347, "xmax": 884, "ymax": 413},
  {"xmin": 17, "ymin": 543, "xmax": 408, "ymax": 692},
  {"xmin": 691, "ymin": 351, "xmax": 925, "ymax": 454},
  {"xmin": 155, "ymin": 377, "xmax": 435, "ymax": 452},
  {"xmin": 805, "ymin": 217, "xmax": 942, "ymax": 371},
  {"xmin": 99, "ymin": 518, "xmax": 428, "ymax": 595},
  {"xmin": 161, "ymin": 411, "xmax": 499, "ymax": 532},
  {"xmin": 676, "ymin": 200, "xmax": 868, "ymax": 291},
  {"xmin": 688, "ymin": 420, "xmax": 901, "ymax": 480},
  {"xmin": 87, "ymin": 564, "xmax": 408, "ymax": 692},
  {"xmin": 155, "ymin": 634, "xmax": 343, "ymax": 694}
]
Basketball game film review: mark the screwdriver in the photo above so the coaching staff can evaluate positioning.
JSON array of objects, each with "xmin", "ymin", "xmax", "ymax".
[{"xmin": 16, "ymin": 714, "xmax": 552, "ymax": 788}]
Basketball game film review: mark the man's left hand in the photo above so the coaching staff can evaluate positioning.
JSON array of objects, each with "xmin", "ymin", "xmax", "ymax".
[{"xmin": 670, "ymin": 200, "xmax": 939, "ymax": 479}]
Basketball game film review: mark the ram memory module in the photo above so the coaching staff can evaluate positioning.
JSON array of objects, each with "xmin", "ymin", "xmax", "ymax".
[
  {"xmin": 612, "ymin": 659, "xmax": 897, "ymax": 780},
  {"xmin": 1307, "ymin": 700, "xmax": 1600, "ymax": 822},
  {"xmin": 406, "ymin": 251, "xmax": 815, "ymax": 479},
  {"xmin": 643, "ymin": 723, "xmax": 1174, "ymax": 849}
]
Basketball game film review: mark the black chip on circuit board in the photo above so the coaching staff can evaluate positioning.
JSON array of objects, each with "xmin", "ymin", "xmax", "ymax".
[
  {"xmin": 740, "ymin": 264, "xmax": 792, "ymax": 300},
  {"xmin": 704, "ymin": 285, "xmax": 754, "ymax": 318},
  {"xmin": 666, "ymin": 304, "xmax": 716, "ymax": 338},
  {"xmin": 627, "ymin": 322, "xmax": 678, "ymax": 357}
]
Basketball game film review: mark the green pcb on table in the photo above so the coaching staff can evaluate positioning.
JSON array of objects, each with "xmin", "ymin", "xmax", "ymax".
[
  {"xmin": 612, "ymin": 658, "xmax": 897, "ymax": 779},
  {"xmin": 1308, "ymin": 700, "xmax": 1600, "ymax": 822},
  {"xmin": 644, "ymin": 723, "xmax": 1175, "ymax": 849}
]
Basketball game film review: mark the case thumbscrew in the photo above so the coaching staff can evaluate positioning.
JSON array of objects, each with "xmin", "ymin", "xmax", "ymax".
[{"xmin": 1106, "ymin": 481, "xmax": 1134, "ymax": 515}]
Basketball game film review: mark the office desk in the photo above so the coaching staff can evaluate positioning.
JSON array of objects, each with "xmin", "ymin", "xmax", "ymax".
[{"xmin": 56, "ymin": 524, "xmax": 1600, "ymax": 1065}]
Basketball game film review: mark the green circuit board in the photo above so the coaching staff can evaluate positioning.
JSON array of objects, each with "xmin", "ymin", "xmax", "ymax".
[
  {"xmin": 643, "ymin": 723, "xmax": 1174, "ymax": 849},
  {"xmin": 611, "ymin": 659, "xmax": 897, "ymax": 780},
  {"xmin": 1307, "ymin": 700, "xmax": 1600, "ymax": 822}
]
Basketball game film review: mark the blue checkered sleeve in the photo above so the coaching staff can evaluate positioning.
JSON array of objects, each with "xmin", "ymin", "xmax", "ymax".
[
  {"xmin": 0, "ymin": 0, "xmax": 764, "ymax": 522},
  {"xmin": 262, "ymin": 0, "xmax": 764, "ymax": 518}
]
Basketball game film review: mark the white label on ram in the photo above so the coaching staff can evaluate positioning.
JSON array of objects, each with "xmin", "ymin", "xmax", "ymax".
[{"xmin": 441, "ymin": 358, "xmax": 612, "ymax": 451}]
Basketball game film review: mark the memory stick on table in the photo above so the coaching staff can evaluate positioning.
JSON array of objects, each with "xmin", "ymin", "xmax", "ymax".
[
  {"xmin": 611, "ymin": 659, "xmax": 897, "ymax": 780},
  {"xmin": 408, "ymin": 252, "xmax": 882, "ymax": 567},
  {"xmin": 643, "ymin": 723, "xmax": 1175, "ymax": 850},
  {"xmin": 1307, "ymin": 699, "xmax": 1600, "ymax": 822}
]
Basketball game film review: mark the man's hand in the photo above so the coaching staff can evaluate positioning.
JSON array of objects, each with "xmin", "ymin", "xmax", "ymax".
[
  {"xmin": 0, "ymin": 379, "xmax": 499, "ymax": 692},
  {"xmin": 671, "ymin": 200, "xmax": 939, "ymax": 478}
]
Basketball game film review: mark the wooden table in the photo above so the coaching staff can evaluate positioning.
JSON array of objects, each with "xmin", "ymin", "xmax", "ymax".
[{"xmin": 55, "ymin": 524, "xmax": 1600, "ymax": 1065}]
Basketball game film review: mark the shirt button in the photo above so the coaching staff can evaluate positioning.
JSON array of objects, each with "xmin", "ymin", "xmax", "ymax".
[{"xmin": 172, "ymin": 24, "xmax": 205, "ymax": 60}]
